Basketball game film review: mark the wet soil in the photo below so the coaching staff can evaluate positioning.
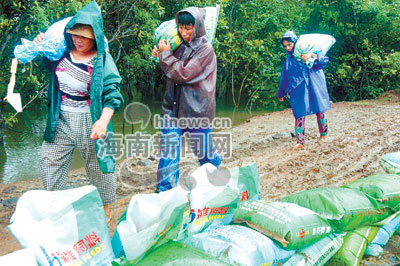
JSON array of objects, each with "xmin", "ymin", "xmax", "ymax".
[{"xmin": 1, "ymin": 90, "xmax": 400, "ymax": 264}]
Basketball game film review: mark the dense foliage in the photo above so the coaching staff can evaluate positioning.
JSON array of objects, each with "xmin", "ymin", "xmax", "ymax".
[{"xmin": 0, "ymin": 0, "xmax": 399, "ymax": 125}]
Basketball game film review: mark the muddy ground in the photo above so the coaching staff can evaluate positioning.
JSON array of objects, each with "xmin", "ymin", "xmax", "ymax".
[{"xmin": 1, "ymin": 90, "xmax": 400, "ymax": 264}]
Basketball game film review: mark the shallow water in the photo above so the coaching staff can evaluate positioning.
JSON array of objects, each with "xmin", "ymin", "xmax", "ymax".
[{"xmin": 0, "ymin": 100, "xmax": 265, "ymax": 183}]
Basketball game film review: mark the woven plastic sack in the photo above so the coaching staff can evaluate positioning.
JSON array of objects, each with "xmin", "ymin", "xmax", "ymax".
[
  {"xmin": 282, "ymin": 187, "xmax": 390, "ymax": 231},
  {"xmin": 14, "ymin": 17, "xmax": 72, "ymax": 63},
  {"xmin": 154, "ymin": 5, "xmax": 220, "ymax": 50},
  {"xmin": 111, "ymin": 186, "xmax": 188, "ymax": 263},
  {"xmin": 135, "ymin": 241, "xmax": 230, "ymax": 266},
  {"xmin": 365, "ymin": 214, "xmax": 400, "ymax": 257},
  {"xmin": 181, "ymin": 224, "xmax": 295, "ymax": 266},
  {"xmin": 344, "ymin": 174, "xmax": 400, "ymax": 211},
  {"xmin": 282, "ymin": 234, "xmax": 344, "ymax": 266},
  {"xmin": 177, "ymin": 163, "xmax": 241, "ymax": 240},
  {"xmin": 232, "ymin": 200, "xmax": 332, "ymax": 249},
  {"xmin": 293, "ymin": 34, "xmax": 335, "ymax": 68},
  {"xmin": 0, "ymin": 248, "xmax": 38, "ymax": 266},
  {"xmin": 9, "ymin": 185, "xmax": 114, "ymax": 266},
  {"xmin": 379, "ymin": 152, "xmax": 400, "ymax": 175},
  {"xmin": 327, "ymin": 226, "xmax": 379, "ymax": 266},
  {"xmin": 227, "ymin": 162, "xmax": 260, "ymax": 202}
]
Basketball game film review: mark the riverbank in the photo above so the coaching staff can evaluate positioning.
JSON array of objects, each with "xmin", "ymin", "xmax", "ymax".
[{"xmin": 1, "ymin": 90, "xmax": 400, "ymax": 264}]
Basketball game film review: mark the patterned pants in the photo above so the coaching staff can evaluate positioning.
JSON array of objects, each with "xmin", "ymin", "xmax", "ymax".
[
  {"xmin": 295, "ymin": 112, "xmax": 328, "ymax": 145},
  {"xmin": 40, "ymin": 111, "xmax": 116, "ymax": 205}
]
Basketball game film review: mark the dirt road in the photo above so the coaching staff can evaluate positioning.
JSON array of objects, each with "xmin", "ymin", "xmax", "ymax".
[{"xmin": 1, "ymin": 90, "xmax": 400, "ymax": 264}]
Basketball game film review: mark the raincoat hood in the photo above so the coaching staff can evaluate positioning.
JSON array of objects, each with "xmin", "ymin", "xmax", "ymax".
[
  {"xmin": 64, "ymin": 1, "xmax": 106, "ymax": 55},
  {"xmin": 176, "ymin": 7, "xmax": 206, "ymax": 47},
  {"xmin": 281, "ymin": 30, "xmax": 298, "ymax": 44}
]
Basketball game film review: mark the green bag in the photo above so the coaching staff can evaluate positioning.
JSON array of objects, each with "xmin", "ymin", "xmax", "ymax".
[
  {"xmin": 154, "ymin": 19, "xmax": 183, "ymax": 50},
  {"xmin": 344, "ymin": 174, "xmax": 400, "ymax": 211},
  {"xmin": 233, "ymin": 200, "xmax": 333, "ymax": 249},
  {"xmin": 327, "ymin": 226, "xmax": 379, "ymax": 266},
  {"xmin": 282, "ymin": 187, "xmax": 390, "ymax": 231},
  {"xmin": 379, "ymin": 152, "xmax": 400, "ymax": 175},
  {"xmin": 282, "ymin": 234, "xmax": 344, "ymax": 266},
  {"xmin": 154, "ymin": 5, "xmax": 220, "ymax": 50},
  {"xmin": 135, "ymin": 242, "xmax": 230, "ymax": 266},
  {"xmin": 227, "ymin": 162, "xmax": 260, "ymax": 201},
  {"xmin": 111, "ymin": 187, "xmax": 188, "ymax": 263},
  {"xmin": 9, "ymin": 186, "xmax": 115, "ymax": 266}
]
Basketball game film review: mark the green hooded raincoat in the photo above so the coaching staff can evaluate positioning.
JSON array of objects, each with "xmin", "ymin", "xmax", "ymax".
[{"xmin": 43, "ymin": 1, "xmax": 123, "ymax": 173}]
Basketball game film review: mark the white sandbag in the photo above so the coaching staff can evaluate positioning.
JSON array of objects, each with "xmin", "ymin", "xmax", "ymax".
[
  {"xmin": 0, "ymin": 248, "xmax": 38, "ymax": 266},
  {"xmin": 293, "ymin": 34, "xmax": 336, "ymax": 68},
  {"xmin": 111, "ymin": 186, "xmax": 188, "ymax": 263},
  {"xmin": 9, "ymin": 185, "xmax": 114, "ymax": 266},
  {"xmin": 181, "ymin": 224, "xmax": 295, "ymax": 266},
  {"xmin": 177, "ymin": 163, "xmax": 241, "ymax": 239}
]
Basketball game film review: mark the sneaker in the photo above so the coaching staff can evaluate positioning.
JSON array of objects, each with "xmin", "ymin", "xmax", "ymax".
[{"xmin": 320, "ymin": 135, "xmax": 327, "ymax": 142}]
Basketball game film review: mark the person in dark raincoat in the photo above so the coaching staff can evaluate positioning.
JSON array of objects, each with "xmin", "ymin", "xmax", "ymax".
[
  {"xmin": 33, "ymin": 1, "xmax": 123, "ymax": 222},
  {"xmin": 277, "ymin": 30, "xmax": 331, "ymax": 148},
  {"xmin": 152, "ymin": 7, "xmax": 222, "ymax": 192}
]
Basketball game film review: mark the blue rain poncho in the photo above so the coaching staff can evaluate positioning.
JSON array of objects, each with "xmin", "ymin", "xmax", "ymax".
[{"xmin": 277, "ymin": 31, "xmax": 331, "ymax": 119}]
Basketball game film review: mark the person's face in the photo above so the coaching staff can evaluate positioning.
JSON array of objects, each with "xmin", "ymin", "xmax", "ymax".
[
  {"xmin": 282, "ymin": 40, "xmax": 294, "ymax": 52},
  {"xmin": 72, "ymin": 34, "xmax": 96, "ymax": 54},
  {"xmin": 178, "ymin": 24, "xmax": 194, "ymax": 43}
]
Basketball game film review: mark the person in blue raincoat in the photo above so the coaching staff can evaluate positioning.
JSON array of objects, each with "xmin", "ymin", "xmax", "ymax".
[{"xmin": 277, "ymin": 30, "xmax": 331, "ymax": 148}]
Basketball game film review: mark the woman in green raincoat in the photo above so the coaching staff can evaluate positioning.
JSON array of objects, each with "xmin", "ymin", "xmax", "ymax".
[{"xmin": 33, "ymin": 1, "xmax": 123, "ymax": 222}]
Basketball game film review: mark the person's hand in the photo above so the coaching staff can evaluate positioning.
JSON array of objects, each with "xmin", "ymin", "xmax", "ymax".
[
  {"xmin": 33, "ymin": 32, "xmax": 45, "ymax": 44},
  {"xmin": 158, "ymin": 39, "xmax": 171, "ymax": 52},
  {"xmin": 278, "ymin": 97, "xmax": 284, "ymax": 102},
  {"xmin": 91, "ymin": 119, "xmax": 108, "ymax": 140},
  {"xmin": 301, "ymin": 52, "xmax": 317, "ymax": 63},
  {"xmin": 152, "ymin": 45, "xmax": 160, "ymax": 57}
]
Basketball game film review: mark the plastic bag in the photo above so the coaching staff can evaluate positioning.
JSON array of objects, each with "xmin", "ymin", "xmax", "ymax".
[
  {"xmin": 282, "ymin": 234, "xmax": 343, "ymax": 266},
  {"xmin": 379, "ymin": 152, "xmax": 400, "ymax": 175},
  {"xmin": 344, "ymin": 174, "xmax": 400, "ymax": 211},
  {"xmin": 327, "ymin": 226, "xmax": 379, "ymax": 266},
  {"xmin": 293, "ymin": 34, "xmax": 335, "ymax": 68},
  {"xmin": 365, "ymin": 214, "xmax": 400, "ymax": 257},
  {"xmin": 154, "ymin": 5, "xmax": 220, "ymax": 50},
  {"xmin": 9, "ymin": 185, "xmax": 114, "ymax": 266},
  {"xmin": 177, "ymin": 163, "xmax": 241, "ymax": 239},
  {"xmin": 0, "ymin": 248, "xmax": 38, "ymax": 266},
  {"xmin": 281, "ymin": 187, "xmax": 390, "ymax": 231},
  {"xmin": 227, "ymin": 162, "xmax": 260, "ymax": 202},
  {"xmin": 111, "ymin": 186, "xmax": 188, "ymax": 263},
  {"xmin": 135, "ymin": 241, "xmax": 230, "ymax": 266},
  {"xmin": 14, "ymin": 17, "xmax": 72, "ymax": 63},
  {"xmin": 233, "ymin": 200, "xmax": 333, "ymax": 249},
  {"xmin": 181, "ymin": 224, "xmax": 295, "ymax": 266}
]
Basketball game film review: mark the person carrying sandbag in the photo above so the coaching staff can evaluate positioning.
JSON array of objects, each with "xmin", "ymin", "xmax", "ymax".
[
  {"xmin": 152, "ymin": 7, "xmax": 222, "ymax": 192},
  {"xmin": 32, "ymin": 1, "xmax": 123, "ymax": 223},
  {"xmin": 276, "ymin": 30, "xmax": 332, "ymax": 148}
]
